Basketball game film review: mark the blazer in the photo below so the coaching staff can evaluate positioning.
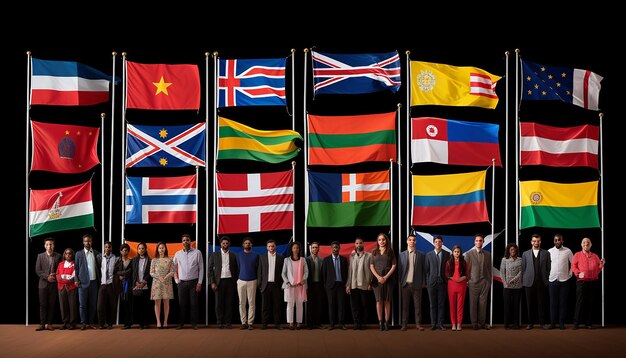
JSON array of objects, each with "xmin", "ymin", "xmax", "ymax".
[
  {"xmin": 257, "ymin": 252, "xmax": 284, "ymax": 293},
  {"xmin": 345, "ymin": 251, "xmax": 373, "ymax": 289},
  {"xmin": 306, "ymin": 255, "xmax": 323, "ymax": 285},
  {"xmin": 74, "ymin": 248, "xmax": 102, "ymax": 287},
  {"xmin": 521, "ymin": 249, "xmax": 551, "ymax": 287},
  {"xmin": 425, "ymin": 249, "xmax": 450, "ymax": 288},
  {"xmin": 399, "ymin": 249, "xmax": 426, "ymax": 288},
  {"xmin": 35, "ymin": 251, "xmax": 62, "ymax": 289},
  {"xmin": 113, "ymin": 257, "xmax": 133, "ymax": 295},
  {"xmin": 465, "ymin": 249, "xmax": 492, "ymax": 284},
  {"xmin": 131, "ymin": 255, "xmax": 152, "ymax": 289},
  {"xmin": 321, "ymin": 254, "xmax": 348, "ymax": 290},
  {"xmin": 208, "ymin": 250, "xmax": 239, "ymax": 286}
]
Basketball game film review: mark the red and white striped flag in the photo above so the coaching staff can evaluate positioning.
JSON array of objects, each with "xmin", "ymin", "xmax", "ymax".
[{"xmin": 217, "ymin": 170, "xmax": 294, "ymax": 234}]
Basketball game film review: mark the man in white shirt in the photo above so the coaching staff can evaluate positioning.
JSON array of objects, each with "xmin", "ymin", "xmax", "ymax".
[
  {"xmin": 209, "ymin": 236, "xmax": 239, "ymax": 329},
  {"xmin": 548, "ymin": 234, "xmax": 573, "ymax": 330},
  {"xmin": 173, "ymin": 234, "xmax": 204, "ymax": 330},
  {"xmin": 257, "ymin": 239, "xmax": 284, "ymax": 329}
]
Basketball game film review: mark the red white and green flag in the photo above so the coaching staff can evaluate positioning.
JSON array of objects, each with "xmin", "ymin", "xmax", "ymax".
[{"xmin": 29, "ymin": 180, "xmax": 94, "ymax": 237}]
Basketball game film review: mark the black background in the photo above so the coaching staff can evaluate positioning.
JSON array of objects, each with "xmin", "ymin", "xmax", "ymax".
[{"xmin": 7, "ymin": 13, "xmax": 618, "ymax": 325}]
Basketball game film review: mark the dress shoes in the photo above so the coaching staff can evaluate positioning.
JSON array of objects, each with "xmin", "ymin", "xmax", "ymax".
[
  {"xmin": 248, "ymin": 324, "xmax": 254, "ymax": 330},
  {"xmin": 240, "ymin": 324, "xmax": 248, "ymax": 330},
  {"xmin": 544, "ymin": 325, "xmax": 555, "ymax": 330},
  {"xmin": 276, "ymin": 324, "xmax": 283, "ymax": 330},
  {"xmin": 328, "ymin": 324, "xmax": 335, "ymax": 331},
  {"xmin": 401, "ymin": 325, "xmax": 407, "ymax": 331},
  {"xmin": 526, "ymin": 324, "xmax": 534, "ymax": 330},
  {"xmin": 472, "ymin": 324, "xmax": 480, "ymax": 330},
  {"xmin": 341, "ymin": 324, "xmax": 347, "ymax": 330},
  {"xmin": 35, "ymin": 324, "xmax": 45, "ymax": 331},
  {"xmin": 439, "ymin": 325, "xmax": 446, "ymax": 331},
  {"xmin": 417, "ymin": 325, "xmax": 425, "ymax": 331},
  {"xmin": 482, "ymin": 325, "xmax": 490, "ymax": 330}
]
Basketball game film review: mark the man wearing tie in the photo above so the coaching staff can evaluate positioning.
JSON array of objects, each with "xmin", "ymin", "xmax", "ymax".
[
  {"xmin": 322, "ymin": 241, "xmax": 348, "ymax": 330},
  {"xmin": 74, "ymin": 234, "xmax": 102, "ymax": 330},
  {"xmin": 257, "ymin": 239, "xmax": 285, "ymax": 329},
  {"xmin": 465, "ymin": 234, "xmax": 492, "ymax": 330},
  {"xmin": 35, "ymin": 237, "xmax": 62, "ymax": 331},
  {"xmin": 399, "ymin": 234, "xmax": 426, "ymax": 331},
  {"xmin": 425, "ymin": 235, "xmax": 450, "ymax": 330}
]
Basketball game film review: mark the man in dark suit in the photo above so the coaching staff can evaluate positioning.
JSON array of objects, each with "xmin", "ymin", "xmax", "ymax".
[
  {"xmin": 74, "ymin": 233, "xmax": 102, "ymax": 330},
  {"xmin": 209, "ymin": 236, "xmax": 239, "ymax": 329},
  {"xmin": 321, "ymin": 241, "xmax": 348, "ymax": 330},
  {"xmin": 306, "ymin": 241, "xmax": 325, "ymax": 329},
  {"xmin": 465, "ymin": 234, "xmax": 492, "ymax": 330},
  {"xmin": 257, "ymin": 239, "xmax": 284, "ymax": 329},
  {"xmin": 425, "ymin": 235, "xmax": 450, "ymax": 330},
  {"xmin": 522, "ymin": 233, "xmax": 551, "ymax": 330},
  {"xmin": 399, "ymin": 234, "xmax": 426, "ymax": 331},
  {"xmin": 34, "ymin": 237, "xmax": 62, "ymax": 331}
]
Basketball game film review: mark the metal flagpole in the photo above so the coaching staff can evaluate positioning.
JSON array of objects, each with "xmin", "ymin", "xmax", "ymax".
[
  {"xmin": 205, "ymin": 52, "xmax": 210, "ymax": 327},
  {"xmin": 210, "ymin": 52, "xmax": 218, "ymax": 326},
  {"xmin": 490, "ymin": 161, "xmax": 495, "ymax": 327},
  {"xmin": 100, "ymin": 112, "xmax": 106, "ymax": 250},
  {"xmin": 291, "ymin": 49, "xmax": 295, "ymax": 131},
  {"xmin": 514, "ymin": 49, "xmax": 520, "ymax": 247},
  {"xmin": 504, "ymin": 51, "xmax": 509, "ymax": 246},
  {"xmin": 389, "ymin": 159, "xmax": 396, "ymax": 326},
  {"xmin": 25, "ymin": 51, "xmax": 32, "ymax": 326},
  {"xmin": 292, "ymin": 162, "xmax": 296, "ymax": 242},
  {"xmin": 303, "ymin": 48, "xmax": 309, "ymax": 256},
  {"xmin": 405, "ymin": 51, "xmax": 411, "ymax": 242},
  {"xmin": 599, "ymin": 112, "xmax": 605, "ymax": 327},
  {"xmin": 121, "ymin": 53, "xmax": 128, "ymax": 244},
  {"xmin": 109, "ymin": 52, "xmax": 116, "ymax": 247}
]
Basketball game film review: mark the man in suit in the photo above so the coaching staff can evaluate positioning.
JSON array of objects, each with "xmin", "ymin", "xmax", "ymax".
[
  {"xmin": 257, "ymin": 239, "xmax": 284, "ymax": 329},
  {"xmin": 322, "ymin": 241, "xmax": 348, "ymax": 330},
  {"xmin": 522, "ymin": 233, "xmax": 551, "ymax": 330},
  {"xmin": 425, "ymin": 235, "xmax": 450, "ymax": 330},
  {"xmin": 399, "ymin": 234, "xmax": 426, "ymax": 331},
  {"xmin": 35, "ymin": 237, "xmax": 62, "ymax": 331},
  {"xmin": 74, "ymin": 233, "xmax": 102, "ymax": 330},
  {"xmin": 209, "ymin": 236, "xmax": 239, "ymax": 329},
  {"xmin": 346, "ymin": 236, "xmax": 373, "ymax": 330},
  {"xmin": 465, "ymin": 234, "xmax": 492, "ymax": 330},
  {"xmin": 306, "ymin": 241, "xmax": 325, "ymax": 329}
]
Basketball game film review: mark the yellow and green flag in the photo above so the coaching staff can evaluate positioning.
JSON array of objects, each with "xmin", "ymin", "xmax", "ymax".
[{"xmin": 520, "ymin": 180, "xmax": 599, "ymax": 229}]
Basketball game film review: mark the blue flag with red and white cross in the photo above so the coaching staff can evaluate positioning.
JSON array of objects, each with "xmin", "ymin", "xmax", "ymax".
[{"xmin": 218, "ymin": 58, "xmax": 286, "ymax": 107}]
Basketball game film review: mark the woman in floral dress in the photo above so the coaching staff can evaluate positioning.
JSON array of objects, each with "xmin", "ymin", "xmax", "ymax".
[{"xmin": 150, "ymin": 242, "xmax": 174, "ymax": 328}]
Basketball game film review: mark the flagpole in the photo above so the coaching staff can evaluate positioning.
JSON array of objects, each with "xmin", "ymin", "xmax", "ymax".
[
  {"xmin": 109, "ymin": 52, "xmax": 116, "ymax": 247},
  {"xmin": 205, "ymin": 52, "xmax": 211, "ymax": 327},
  {"xmin": 303, "ymin": 48, "xmax": 309, "ymax": 257},
  {"xmin": 514, "ymin": 49, "xmax": 520, "ymax": 247},
  {"xmin": 291, "ymin": 49, "xmax": 295, "ymax": 131},
  {"xmin": 599, "ymin": 111, "xmax": 605, "ymax": 327},
  {"xmin": 121, "ymin": 53, "xmax": 128, "ymax": 244},
  {"xmin": 195, "ymin": 165, "xmax": 199, "ymax": 248},
  {"xmin": 490, "ymin": 160, "xmax": 495, "ymax": 328},
  {"xmin": 395, "ymin": 103, "xmax": 401, "ymax": 246},
  {"xmin": 390, "ymin": 158, "xmax": 396, "ymax": 326},
  {"xmin": 100, "ymin": 112, "xmax": 106, "ymax": 250},
  {"xmin": 405, "ymin": 51, "xmax": 411, "ymax": 243},
  {"xmin": 291, "ymin": 161, "xmax": 296, "ymax": 241},
  {"xmin": 504, "ymin": 51, "xmax": 509, "ymax": 247},
  {"xmin": 211, "ymin": 51, "xmax": 219, "ymax": 326},
  {"xmin": 25, "ymin": 51, "xmax": 31, "ymax": 326}
]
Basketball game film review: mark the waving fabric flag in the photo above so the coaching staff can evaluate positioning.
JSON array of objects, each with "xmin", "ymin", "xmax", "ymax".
[
  {"xmin": 126, "ymin": 61, "xmax": 200, "ymax": 110},
  {"xmin": 31, "ymin": 121, "xmax": 100, "ymax": 173},
  {"xmin": 217, "ymin": 170, "xmax": 294, "ymax": 234},
  {"xmin": 218, "ymin": 58, "xmax": 286, "ymax": 107},
  {"xmin": 30, "ymin": 58, "xmax": 113, "ymax": 106},
  {"xmin": 126, "ymin": 175, "xmax": 197, "ymax": 224},
  {"xmin": 412, "ymin": 171, "xmax": 489, "ymax": 226},
  {"xmin": 520, "ymin": 180, "xmax": 599, "ymax": 229},
  {"xmin": 520, "ymin": 122, "xmax": 599, "ymax": 168},
  {"xmin": 317, "ymin": 241, "xmax": 378, "ymax": 258},
  {"xmin": 307, "ymin": 170, "xmax": 390, "ymax": 227},
  {"xmin": 29, "ymin": 180, "xmax": 94, "ymax": 237},
  {"xmin": 410, "ymin": 61, "xmax": 501, "ymax": 109},
  {"xmin": 126, "ymin": 123, "xmax": 206, "ymax": 168},
  {"xmin": 411, "ymin": 117, "xmax": 501, "ymax": 166},
  {"xmin": 521, "ymin": 59, "xmax": 603, "ymax": 111},
  {"xmin": 308, "ymin": 112, "xmax": 396, "ymax": 165},
  {"xmin": 312, "ymin": 51, "xmax": 401, "ymax": 95},
  {"xmin": 218, "ymin": 117, "xmax": 302, "ymax": 163}
]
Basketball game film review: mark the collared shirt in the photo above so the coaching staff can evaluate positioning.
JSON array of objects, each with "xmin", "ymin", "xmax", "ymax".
[
  {"xmin": 100, "ymin": 253, "xmax": 116, "ymax": 285},
  {"xmin": 268, "ymin": 252, "xmax": 276, "ymax": 282},
  {"xmin": 333, "ymin": 255, "xmax": 341, "ymax": 282},
  {"xmin": 310, "ymin": 255, "xmax": 321, "ymax": 282},
  {"xmin": 138, "ymin": 257, "xmax": 147, "ymax": 288},
  {"xmin": 406, "ymin": 250, "xmax": 415, "ymax": 284},
  {"xmin": 174, "ymin": 248, "xmax": 204, "ymax": 284},
  {"xmin": 85, "ymin": 249, "xmax": 96, "ymax": 281},
  {"xmin": 548, "ymin": 246, "xmax": 573, "ymax": 282},
  {"xmin": 221, "ymin": 250, "xmax": 232, "ymax": 279},
  {"xmin": 572, "ymin": 250, "xmax": 603, "ymax": 281}
]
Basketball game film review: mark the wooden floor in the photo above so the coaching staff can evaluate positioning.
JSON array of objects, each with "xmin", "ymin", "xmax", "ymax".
[{"xmin": 1, "ymin": 324, "xmax": 623, "ymax": 357}]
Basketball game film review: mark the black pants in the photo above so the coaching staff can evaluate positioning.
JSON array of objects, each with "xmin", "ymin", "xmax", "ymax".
[
  {"xmin": 261, "ymin": 282, "xmax": 282, "ymax": 325},
  {"xmin": 215, "ymin": 278, "xmax": 235, "ymax": 325},
  {"xmin": 525, "ymin": 282, "xmax": 547, "ymax": 325},
  {"xmin": 350, "ymin": 288, "xmax": 370, "ymax": 326},
  {"xmin": 427, "ymin": 282, "xmax": 447, "ymax": 327},
  {"xmin": 178, "ymin": 279, "xmax": 199, "ymax": 326},
  {"xmin": 39, "ymin": 282, "xmax": 57, "ymax": 325},
  {"xmin": 326, "ymin": 282, "xmax": 345, "ymax": 325},
  {"xmin": 574, "ymin": 280, "xmax": 596, "ymax": 326},
  {"xmin": 307, "ymin": 281, "xmax": 325, "ymax": 327},
  {"xmin": 549, "ymin": 280, "xmax": 570, "ymax": 326},
  {"xmin": 97, "ymin": 283, "xmax": 118, "ymax": 326},
  {"xmin": 503, "ymin": 287, "xmax": 521, "ymax": 327},
  {"xmin": 402, "ymin": 283, "xmax": 423, "ymax": 326},
  {"xmin": 132, "ymin": 289, "xmax": 151, "ymax": 327}
]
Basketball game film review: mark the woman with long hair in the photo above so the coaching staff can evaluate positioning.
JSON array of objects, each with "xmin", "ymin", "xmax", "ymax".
[
  {"xmin": 445, "ymin": 245, "xmax": 468, "ymax": 331},
  {"xmin": 370, "ymin": 233, "xmax": 396, "ymax": 331},
  {"xmin": 150, "ymin": 242, "xmax": 175, "ymax": 329},
  {"xmin": 282, "ymin": 241, "xmax": 308, "ymax": 330}
]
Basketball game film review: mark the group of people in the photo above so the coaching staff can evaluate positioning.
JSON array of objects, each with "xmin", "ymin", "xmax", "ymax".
[{"xmin": 35, "ymin": 232, "xmax": 605, "ymax": 331}]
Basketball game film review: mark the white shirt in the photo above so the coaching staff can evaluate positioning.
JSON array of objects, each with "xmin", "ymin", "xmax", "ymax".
[
  {"xmin": 548, "ymin": 246, "xmax": 573, "ymax": 282},
  {"xmin": 221, "ymin": 250, "xmax": 232, "ymax": 279},
  {"xmin": 268, "ymin": 252, "xmax": 276, "ymax": 282}
]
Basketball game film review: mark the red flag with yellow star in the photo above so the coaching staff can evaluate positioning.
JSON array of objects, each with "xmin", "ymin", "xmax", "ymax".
[
  {"xmin": 31, "ymin": 121, "xmax": 100, "ymax": 173},
  {"xmin": 126, "ymin": 61, "xmax": 200, "ymax": 110}
]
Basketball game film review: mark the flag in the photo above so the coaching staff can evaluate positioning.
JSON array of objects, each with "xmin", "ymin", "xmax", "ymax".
[
  {"xmin": 317, "ymin": 241, "xmax": 378, "ymax": 259},
  {"xmin": 412, "ymin": 170, "xmax": 489, "ymax": 226},
  {"xmin": 520, "ymin": 180, "xmax": 599, "ymax": 229},
  {"xmin": 411, "ymin": 117, "xmax": 501, "ymax": 166},
  {"xmin": 31, "ymin": 121, "xmax": 100, "ymax": 173},
  {"xmin": 308, "ymin": 112, "xmax": 396, "ymax": 165},
  {"xmin": 521, "ymin": 59, "xmax": 603, "ymax": 111},
  {"xmin": 312, "ymin": 51, "xmax": 401, "ymax": 95},
  {"xmin": 410, "ymin": 61, "xmax": 501, "ymax": 109},
  {"xmin": 126, "ymin": 240, "xmax": 196, "ymax": 258},
  {"xmin": 126, "ymin": 175, "xmax": 197, "ymax": 224},
  {"xmin": 126, "ymin": 61, "xmax": 200, "ymax": 110},
  {"xmin": 29, "ymin": 180, "xmax": 94, "ymax": 237},
  {"xmin": 126, "ymin": 123, "xmax": 206, "ymax": 168},
  {"xmin": 217, "ymin": 170, "xmax": 294, "ymax": 234},
  {"xmin": 218, "ymin": 58, "xmax": 286, "ymax": 107},
  {"xmin": 230, "ymin": 243, "xmax": 289, "ymax": 257},
  {"xmin": 520, "ymin": 122, "xmax": 599, "ymax": 168},
  {"xmin": 218, "ymin": 117, "xmax": 302, "ymax": 163},
  {"xmin": 30, "ymin": 58, "xmax": 113, "ymax": 106},
  {"xmin": 307, "ymin": 170, "xmax": 390, "ymax": 227}
]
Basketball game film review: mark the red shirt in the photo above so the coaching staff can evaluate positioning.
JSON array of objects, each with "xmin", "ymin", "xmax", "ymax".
[{"xmin": 571, "ymin": 251, "xmax": 603, "ymax": 281}]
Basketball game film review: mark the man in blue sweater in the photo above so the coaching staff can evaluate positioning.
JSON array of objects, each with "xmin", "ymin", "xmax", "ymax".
[{"xmin": 237, "ymin": 237, "xmax": 259, "ymax": 330}]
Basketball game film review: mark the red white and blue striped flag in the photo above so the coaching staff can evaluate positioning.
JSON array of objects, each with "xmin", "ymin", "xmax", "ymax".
[
  {"xmin": 218, "ymin": 58, "xmax": 286, "ymax": 107},
  {"xmin": 126, "ymin": 174, "xmax": 197, "ymax": 224},
  {"xmin": 312, "ymin": 51, "xmax": 401, "ymax": 95}
]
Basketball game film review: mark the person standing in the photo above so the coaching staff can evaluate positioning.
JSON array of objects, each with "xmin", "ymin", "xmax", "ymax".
[
  {"xmin": 446, "ymin": 245, "xmax": 468, "ymax": 331},
  {"xmin": 174, "ymin": 233, "xmax": 204, "ymax": 330},
  {"xmin": 323, "ymin": 241, "xmax": 348, "ymax": 330},
  {"xmin": 35, "ymin": 237, "xmax": 62, "ymax": 331},
  {"xmin": 236, "ymin": 237, "xmax": 259, "ymax": 330},
  {"xmin": 114, "ymin": 243, "xmax": 133, "ymax": 329},
  {"xmin": 150, "ymin": 242, "xmax": 175, "ymax": 329},
  {"xmin": 282, "ymin": 241, "xmax": 308, "ymax": 330},
  {"xmin": 97, "ymin": 241, "xmax": 117, "ymax": 329},
  {"xmin": 257, "ymin": 239, "xmax": 284, "ymax": 330},
  {"xmin": 131, "ymin": 242, "xmax": 152, "ymax": 329},
  {"xmin": 521, "ymin": 233, "xmax": 551, "ymax": 330},
  {"xmin": 56, "ymin": 248, "xmax": 78, "ymax": 330},
  {"xmin": 425, "ymin": 235, "xmax": 450, "ymax": 331},
  {"xmin": 464, "ymin": 234, "xmax": 492, "ymax": 330},
  {"xmin": 74, "ymin": 234, "xmax": 102, "ymax": 330},
  {"xmin": 500, "ymin": 243, "xmax": 522, "ymax": 330},
  {"xmin": 305, "ymin": 241, "xmax": 325, "ymax": 330},
  {"xmin": 369, "ymin": 233, "xmax": 396, "ymax": 331},
  {"xmin": 209, "ymin": 236, "xmax": 239, "ymax": 329},
  {"xmin": 548, "ymin": 234, "xmax": 573, "ymax": 330},
  {"xmin": 398, "ymin": 234, "xmax": 426, "ymax": 331},
  {"xmin": 572, "ymin": 237, "xmax": 605, "ymax": 329},
  {"xmin": 346, "ymin": 236, "xmax": 373, "ymax": 330}
]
